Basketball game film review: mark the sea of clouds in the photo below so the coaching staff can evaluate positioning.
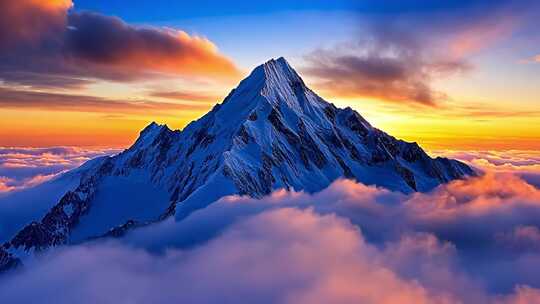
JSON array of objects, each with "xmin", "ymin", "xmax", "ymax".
[
  {"xmin": 0, "ymin": 147, "xmax": 120, "ymax": 194},
  {"xmin": 0, "ymin": 150, "xmax": 539, "ymax": 303}
]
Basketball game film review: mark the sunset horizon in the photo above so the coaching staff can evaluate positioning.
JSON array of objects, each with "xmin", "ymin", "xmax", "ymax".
[{"xmin": 1, "ymin": 1, "xmax": 540, "ymax": 303}]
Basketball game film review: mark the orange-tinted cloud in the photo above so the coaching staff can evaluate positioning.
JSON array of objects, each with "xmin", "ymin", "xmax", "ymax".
[
  {"xmin": 149, "ymin": 90, "xmax": 220, "ymax": 102},
  {"xmin": 0, "ymin": 177, "xmax": 16, "ymax": 192},
  {"xmin": 64, "ymin": 12, "xmax": 240, "ymax": 80},
  {"xmin": 0, "ymin": 87, "xmax": 211, "ymax": 114},
  {"xmin": 524, "ymin": 54, "xmax": 540, "ymax": 63},
  {"xmin": 0, "ymin": 0, "xmax": 71, "ymax": 47},
  {"xmin": 433, "ymin": 150, "xmax": 540, "ymax": 187},
  {"xmin": 0, "ymin": 0, "xmax": 240, "ymax": 89}
]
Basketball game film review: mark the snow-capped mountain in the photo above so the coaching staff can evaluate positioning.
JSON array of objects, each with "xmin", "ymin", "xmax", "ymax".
[{"xmin": 0, "ymin": 57, "xmax": 474, "ymax": 271}]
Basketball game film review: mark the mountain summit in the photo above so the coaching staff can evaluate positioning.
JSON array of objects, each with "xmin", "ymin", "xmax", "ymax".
[{"xmin": 1, "ymin": 57, "xmax": 474, "ymax": 270}]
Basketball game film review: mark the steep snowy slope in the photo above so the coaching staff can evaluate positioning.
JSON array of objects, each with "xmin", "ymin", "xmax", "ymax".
[{"xmin": 1, "ymin": 57, "xmax": 474, "ymax": 270}]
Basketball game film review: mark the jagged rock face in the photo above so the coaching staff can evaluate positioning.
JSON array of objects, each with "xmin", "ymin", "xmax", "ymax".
[
  {"xmin": 0, "ymin": 247, "xmax": 20, "ymax": 273},
  {"xmin": 1, "ymin": 57, "xmax": 474, "ymax": 265}
]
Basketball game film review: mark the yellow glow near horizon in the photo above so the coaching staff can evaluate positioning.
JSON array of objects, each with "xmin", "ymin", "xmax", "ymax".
[
  {"xmin": 0, "ymin": 107, "xmax": 210, "ymax": 147},
  {"xmin": 329, "ymin": 96, "xmax": 540, "ymax": 151},
  {"xmin": 2, "ymin": 84, "xmax": 539, "ymax": 150}
]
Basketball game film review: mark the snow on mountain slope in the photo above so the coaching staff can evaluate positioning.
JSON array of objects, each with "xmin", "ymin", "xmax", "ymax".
[
  {"xmin": 0, "ymin": 157, "xmax": 106, "ymax": 243},
  {"xmin": 0, "ymin": 57, "xmax": 474, "ymax": 271}
]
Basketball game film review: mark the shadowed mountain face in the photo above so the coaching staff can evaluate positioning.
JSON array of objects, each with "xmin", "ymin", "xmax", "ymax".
[{"xmin": 0, "ymin": 57, "xmax": 474, "ymax": 270}]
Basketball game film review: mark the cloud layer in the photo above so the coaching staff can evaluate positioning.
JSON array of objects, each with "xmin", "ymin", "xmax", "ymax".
[
  {"xmin": 0, "ymin": 146, "xmax": 119, "ymax": 193},
  {"xmin": 0, "ymin": 209, "xmax": 462, "ymax": 303},
  {"xmin": 435, "ymin": 150, "xmax": 540, "ymax": 187},
  {"xmin": 0, "ymin": 0, "xmax": 239, "ymax": 89},
  {"xmin": 1, "ymin": 150, "xmax": 540, "ymax": 303}
]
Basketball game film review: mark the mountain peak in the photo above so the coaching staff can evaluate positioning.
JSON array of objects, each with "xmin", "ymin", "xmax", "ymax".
[
  {"xmin": 207, "ymin": 57, "xmax": 316, "ymax": 127},
  {"xmin": 261, "ymin": 56, "xmax": 294, "ymax": 74},
  {"xmin": 260, "ymin": 56, "xmax": 305, "ymax": 86},
  {"xmin": 0, "ymin": 57, "xmax": 475, "ymax": 269},
  {"xmin": 234, "ymin": 57, "xmax": 305, "ymax": 95},
  {"xmin": 132, "ymin": 121, "xmax": 170, "ymax": 149},
  {"xmin": 139, "ymin": 121, "xmax": 167, "ymax": 137}
]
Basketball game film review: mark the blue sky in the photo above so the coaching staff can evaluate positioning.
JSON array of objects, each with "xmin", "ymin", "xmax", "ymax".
[{"xmin": 0, "ymin": 0, "xmax": 538, "ymax": 149}]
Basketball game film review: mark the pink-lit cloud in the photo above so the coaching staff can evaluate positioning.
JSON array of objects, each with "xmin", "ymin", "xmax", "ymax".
[
  {"xmin": 496, "ymin": 285, "xmax": 540, "ymax": 304},
  {"xmin": 0, "ymin": 146, "xmax": 120, "ymax": 193},
  {"xmin": 0, "ymin": 0, "xmax": 240, "ymax": 89},
  {"xmin": 0, "ymin": 209, "xmax": 463, "ymax": 303},
  {"xmin": 433, "ymin": 150, "xmax": 540, "ymax": 187},
  {"xmin": 1, "ymin": 150, "xmax": 540, "ymax": 302}
]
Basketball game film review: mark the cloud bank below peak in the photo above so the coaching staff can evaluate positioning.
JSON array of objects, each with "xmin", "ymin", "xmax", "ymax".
[
  {"xmin": 2, "ymin": 149, "xmax": 540, "ymax": 303},
  {"xmin": 0, "ymin": 146, "xmax": 120, "ymax": 194}
]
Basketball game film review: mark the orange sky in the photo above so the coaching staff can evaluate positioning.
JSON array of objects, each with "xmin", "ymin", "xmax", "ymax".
[
  {"xmin": 1, "ymin": 88, "xmax": 539, "ymax": 150},
  {"xmin": 1, "ymin": 0, "xmax": 539, "ymax": 151}
]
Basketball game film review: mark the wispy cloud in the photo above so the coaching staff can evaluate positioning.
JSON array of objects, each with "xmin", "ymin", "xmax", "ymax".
[
  {"xmin": 302, "ymin": 35, "xmax": 471, "ymax": 106},
  {"xmin": 0, "ymin": 87, "xmax": 211, "ymax": 114},
  {"xmin": 302, "ymin": 1, "xmax": 534, "ymax": 107},
  {"xmin": 521, "ymin": 54, "xmax": 540, "ymax": 64},
  {"xmin": 149, "ymin": 90, "xmax": 220, "ymax": 102}
]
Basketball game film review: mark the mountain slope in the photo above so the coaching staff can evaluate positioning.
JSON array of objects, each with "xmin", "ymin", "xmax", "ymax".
[{"xmin": 0, "ymin": 57, "xmax": 474, "ymax": 270}]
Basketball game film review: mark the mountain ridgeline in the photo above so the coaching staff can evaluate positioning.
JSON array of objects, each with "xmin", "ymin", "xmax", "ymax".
[{"xmin": 0, "ymin": 57, "xmax": 474, "ymax": 271}]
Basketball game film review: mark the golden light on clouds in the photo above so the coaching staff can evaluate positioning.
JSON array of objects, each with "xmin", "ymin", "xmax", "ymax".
[
  {"xmin": 31, "ymin": 0, "xmax": 73, "ymax": 9},
  {"xmin": 0, "ymin": 0, "xmax": 538, "ymax": 151},
  {"xmin": 103, "ymin": 29, "xmax": 241, "ymax": 80},
  {"xmin": 328, "ymin": 95, "xmax": 540, "ymax": 151}
]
